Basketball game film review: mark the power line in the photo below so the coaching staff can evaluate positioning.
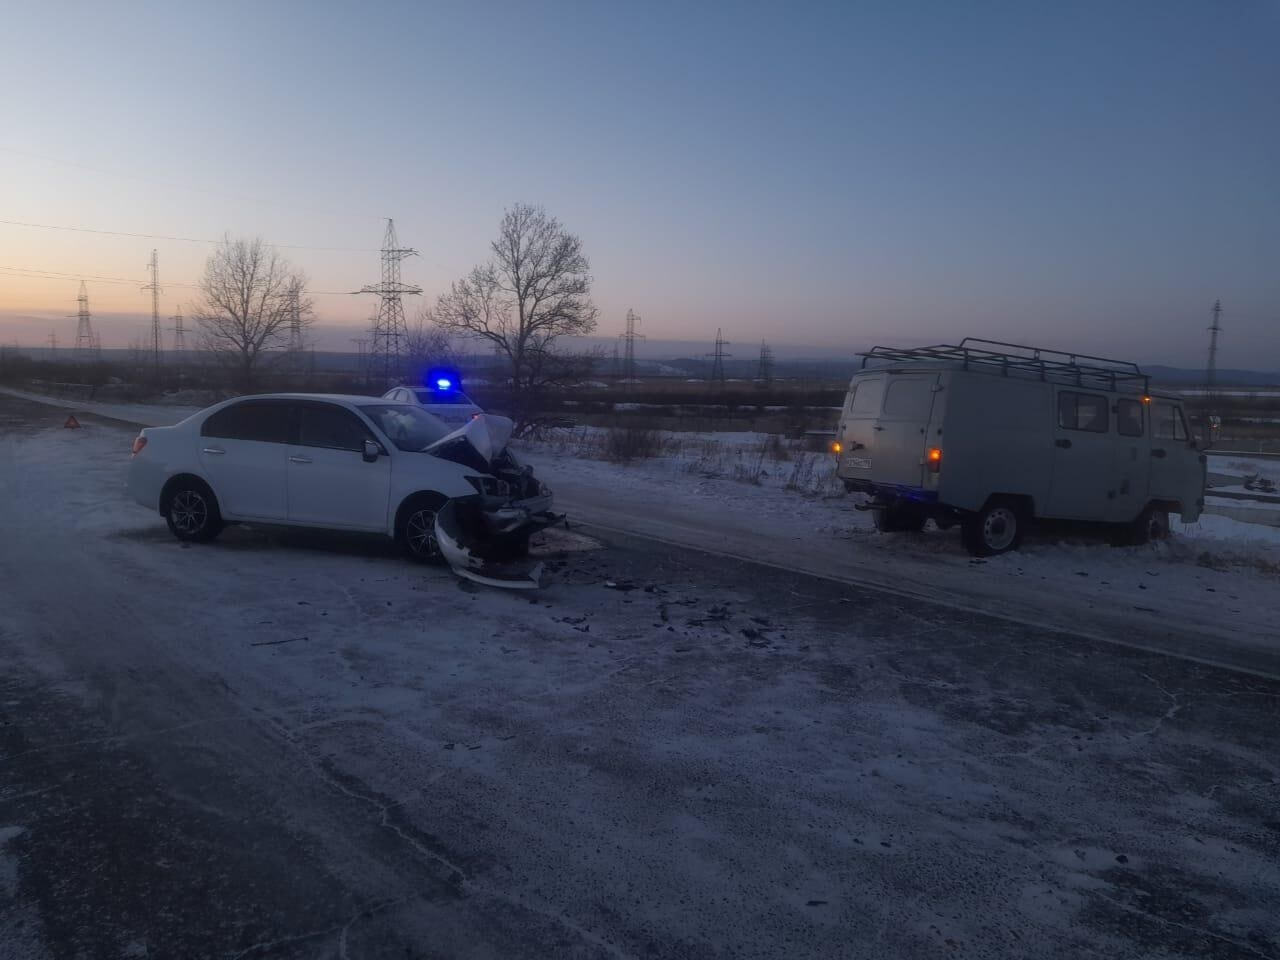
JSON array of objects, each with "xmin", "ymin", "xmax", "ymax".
[
  {"xmin": 0, "ymin": 218, "xmax": 377, "ymax": 252},
  {"xmin": 0, "ymin": 264, "xmax": 200, "ymax": 288},
  {"xmin": 0, "ymin": 146, "xmax": 385, "ymax": 224},
  {"xmin": 0, "ymin": 263, "xmax": 354, "ymax": 294}
]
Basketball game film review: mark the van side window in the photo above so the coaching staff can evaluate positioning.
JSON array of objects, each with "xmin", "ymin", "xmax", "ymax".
[
  {"xmin": 1116, "ymin": 399, "xmax": 1144, "ymax": 437},
  {"xmin": 848, "ymin": 378, "xmax": 884, "ymax": 417},
  {"xmin": 1057, "ymin": 391, "xmax": 1108, "ymax": 433},
  {"xmin": 1153, "ymin": 402, "xmax": 1188, "ymax": 441}
]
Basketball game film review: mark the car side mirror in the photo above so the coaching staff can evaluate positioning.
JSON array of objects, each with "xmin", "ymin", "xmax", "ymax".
[{"xmin": 362, "ymin": 440, "xmax": 381, "ymax": 463}]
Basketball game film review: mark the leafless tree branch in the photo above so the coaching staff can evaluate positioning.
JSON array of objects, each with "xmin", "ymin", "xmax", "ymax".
[{"xmin": 191, "ymin": 236, "xmax": 314, "ymax": 389}]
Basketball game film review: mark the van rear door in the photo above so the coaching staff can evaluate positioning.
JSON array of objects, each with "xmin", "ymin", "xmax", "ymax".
[
  {"xmin": 836, "ymin": 375, "xmax": 884, "ymax": 482},
  {"xmin": 874, "ymin": 373, "xmax": 940, "ymax": 487}
]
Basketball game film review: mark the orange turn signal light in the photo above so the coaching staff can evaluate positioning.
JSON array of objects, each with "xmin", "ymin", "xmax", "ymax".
[
  {"xmin": 927, "ymin": 447, "xmax": 942, "ymax": 472},
  {"xmin": 831, "ymin": 441, "xmax": 843, "ymax": 454}
]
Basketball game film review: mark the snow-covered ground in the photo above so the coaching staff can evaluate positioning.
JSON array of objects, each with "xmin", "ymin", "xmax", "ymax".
[
  {"xmin": 523, "ymin": 438, "xmax": 1280, "ymax": 670},
  {"xmin": 2, "ymin": 391, "xmax": 1279, "ymax": 958},
  {"xmin": 3, "ymin": 386, "xmax": 1277, "ymax": 671},
  {"xmin": 0, "ymin": 385, "xmax": 203, "ymax": 427}
]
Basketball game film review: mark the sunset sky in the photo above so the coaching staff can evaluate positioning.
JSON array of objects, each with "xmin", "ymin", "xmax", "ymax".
[{"xmin": 1, "ymin": 0, "xmax": 1276, "ymax": 367}]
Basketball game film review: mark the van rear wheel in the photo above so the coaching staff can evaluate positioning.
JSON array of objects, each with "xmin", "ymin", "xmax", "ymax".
[
  {"xmin": 871, "ymin": 503, "xmax": 926, "ymax": 533},
  {"xmin": 961, "ymin": 501, "xmax": 1023, "ymax": 557}
]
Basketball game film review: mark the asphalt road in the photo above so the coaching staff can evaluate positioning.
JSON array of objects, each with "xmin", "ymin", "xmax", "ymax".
[{"xmin": 1, "ymin": 392, "xmax": 1278, "ymax": 959}]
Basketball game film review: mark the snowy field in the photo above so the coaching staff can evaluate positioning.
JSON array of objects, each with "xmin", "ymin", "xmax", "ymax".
[{"xmin": 2, "ymin": 392, "xmax": 1279, "ymax": 957}]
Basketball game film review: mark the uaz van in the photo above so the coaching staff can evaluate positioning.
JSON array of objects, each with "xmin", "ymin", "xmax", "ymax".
[{"xmin": 834, "ymin": 339, "xmax": 1206, "ymax": 556}]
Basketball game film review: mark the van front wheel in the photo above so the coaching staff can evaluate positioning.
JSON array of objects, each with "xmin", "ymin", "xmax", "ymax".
[{"xmin": 961, "ymin": 501, "xmax": 1023, "ymax": 557}]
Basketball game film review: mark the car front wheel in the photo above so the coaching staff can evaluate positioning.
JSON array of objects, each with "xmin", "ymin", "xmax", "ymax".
[
  {"xmin": 165, "ymin": 481, "xmax": 223, "ymax": 543},
  {"xmin": 397, "ymin": 494, "xmax": 447, "ymax": 564}
]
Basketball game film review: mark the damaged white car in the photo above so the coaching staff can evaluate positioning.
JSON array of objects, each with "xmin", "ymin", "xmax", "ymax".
[{"xmin": 126, "ymin": 394, "xmax": 559, "ymax": 588}]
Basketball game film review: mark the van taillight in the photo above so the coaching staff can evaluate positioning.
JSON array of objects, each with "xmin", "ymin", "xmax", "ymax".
[
  {"xmin": 131, "ymin": 435, "xmax": 147, "ymax": 456},
  {"xmin": 927, "ymin": 447, "xmax": 942, "ymax": 472}
]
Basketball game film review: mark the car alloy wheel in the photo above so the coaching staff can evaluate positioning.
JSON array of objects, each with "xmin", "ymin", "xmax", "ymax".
[
  {"xmin": 405, "ymin": 506, "xmax": 441, "ymax": 560},
  {"xmin": 171, "ymin": 489, "xmax": 208, "ymax": 536}
]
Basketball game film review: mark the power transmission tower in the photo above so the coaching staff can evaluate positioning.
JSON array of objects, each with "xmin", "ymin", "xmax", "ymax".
[
  {"xmin": 755, "ymin": 340, "xmax": 774, "ymax": 385},
  {"xmin": 48, "ymin": 331, "xmax": 59, "ymax": 356},
  {"xmin": 618, "ymin": 309, "xmax": 645, "ymax": 387},
  {"xmin": 72, "ymin": 281, "xmax": 98, "ymax": 362},
  {"xmin": 357, "ymin": 219, "xmax": 420, "ymax": 387},
  {"xmin": 705, "ymin": 328, "xmax": 731, "ymax": 385},
  {"xmin": 169, "ymin": 308, "xmax": 187, "ymax": 354},
  {"xmin": 611, "ymin": 341, "xmax": 621, "ymax": 379},
  {"xmin": 141, "ymin": 249, "xmax": 162, "ymax": 377},
  {"xmin": 287, "ymin": 280, "xmax": 303, "ymax": 353},
  {"xmin": 350, "ymin": 337, "xmax": 369, "ymax": 389},
  {"xmin": 1205, "ymin": 299, "xmax": 1223, "ymax": 401}
]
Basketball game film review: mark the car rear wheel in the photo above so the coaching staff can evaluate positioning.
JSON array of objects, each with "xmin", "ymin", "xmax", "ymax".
[
  {"xmin": 165, "ymin": 481, "xmax": 223, "ymax": 543},
  {"xmin": 397, "ymin": 494, "xmax": 447, "ymax": 564},
  {"xmin": 961, "ymin": 500, "xmax": 1023, "ymax": 556}
]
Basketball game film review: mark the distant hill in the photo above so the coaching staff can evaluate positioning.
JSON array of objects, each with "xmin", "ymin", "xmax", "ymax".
[{"xmin": 1146, "ymin": 365, "xmax": 1280, "ymax": 386}]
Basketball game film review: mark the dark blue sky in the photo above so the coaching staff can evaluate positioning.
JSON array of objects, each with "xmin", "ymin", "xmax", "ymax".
[{"xmin": 1, "ymin": 0, "xmax": 1276, "ymax": 365}]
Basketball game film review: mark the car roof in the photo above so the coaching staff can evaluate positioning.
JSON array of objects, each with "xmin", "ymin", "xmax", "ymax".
[{"xmin": 223, "ymin": 393, "xmax": 395, "ymax": 405}]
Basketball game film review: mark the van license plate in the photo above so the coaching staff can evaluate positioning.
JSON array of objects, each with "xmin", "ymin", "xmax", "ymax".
[{"xmin": 847, "ymin": 456, "xmax": 871, "ymax": 470}]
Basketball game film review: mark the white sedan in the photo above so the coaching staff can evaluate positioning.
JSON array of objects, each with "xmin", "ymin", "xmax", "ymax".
[
  {"xmin": 127, "ymin": 394, "xmax": 558, "ymax": 587},
  {"xmin": 382, "ymin": 379, "xmax": 482, "ymax": 427}
]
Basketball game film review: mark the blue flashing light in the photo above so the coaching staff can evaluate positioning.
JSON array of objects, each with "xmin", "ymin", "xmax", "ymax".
[{"xmin": 435, "ymin": 377, "xmax": 453, "ymax": 390}]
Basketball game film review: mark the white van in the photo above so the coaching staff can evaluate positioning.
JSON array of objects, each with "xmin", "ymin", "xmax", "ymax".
[{"xmin": 834, "ymin": 339, "xmax": 1206, "ymax": 556}]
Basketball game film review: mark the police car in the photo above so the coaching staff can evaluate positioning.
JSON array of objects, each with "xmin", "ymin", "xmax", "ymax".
[{"xmin": 382, "ymin": 375, "xmax": 483, "ymax": 427}]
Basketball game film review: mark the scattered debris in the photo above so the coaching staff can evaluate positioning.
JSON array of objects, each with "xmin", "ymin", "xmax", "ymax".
[{"xmin": 250, "ymin": 636, "xmax": 307, "ymax": 647}]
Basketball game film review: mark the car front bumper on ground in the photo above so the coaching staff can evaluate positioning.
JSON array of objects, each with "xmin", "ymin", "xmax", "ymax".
[{"xmin": 434, "ymin": 491, "xmax": 562, "ymax": 589}]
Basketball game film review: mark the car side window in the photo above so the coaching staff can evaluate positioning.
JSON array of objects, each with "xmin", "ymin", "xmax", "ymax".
[
  {"xmin": 1116, "ymin": 398, "xmax": 1144, "ymax": 437},
  {"xmin": 1153, "ymin": 402, "xmax": 1188, "ymax": 441},
  {"xmin": 201, "ymin": 400, "xmax": 292, "ymax": 442},
  {"xmin": 1057, "ymin": 391, "xmax": 1108, "ymax": 433},
  {"xmin": 297, "ymin": 404, "xmax": 372, "ymax": 452}
]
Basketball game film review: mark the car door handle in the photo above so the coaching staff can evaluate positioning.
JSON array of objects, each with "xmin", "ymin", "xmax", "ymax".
[
  {"xmin": 872, "ymin": 426, "xmax": 885, "ymax": 432},
  {"xmin": 202, "ymin": 446, "xmax": 225, "ymax": 455},
  {"xmin": 1151, "ymin": 448, "xmax": 1166, "ymax": 458},
  {"xmin": 289, "ymin": 456, "xmax": 313, "ymax": 464},
  {"xmin": 1055, "ymin": 438, "xmax": 1072, "ymax": 449}
]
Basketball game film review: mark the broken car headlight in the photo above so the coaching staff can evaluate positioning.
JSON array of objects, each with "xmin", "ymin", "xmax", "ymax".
[{"xmin": 466, "ymin": 476, "xmax": 511, "ymax": 497}]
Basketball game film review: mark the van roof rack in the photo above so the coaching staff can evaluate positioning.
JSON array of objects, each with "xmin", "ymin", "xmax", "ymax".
[{"xmin": 860, "ymin": 337, "xmax": 1149, "ymax": 393}]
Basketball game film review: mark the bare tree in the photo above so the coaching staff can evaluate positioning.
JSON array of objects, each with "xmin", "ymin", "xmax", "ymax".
[
  {"xmin": 191, "ymin": 237, "xmax": 313, "ymax": 389},
  {"xmin": 434, "ymin": 204, "xmax": 598, "ymax": 428},
  {"xmin": 403, "ymin": 307, "xmax": 456, "ymax": 377}
]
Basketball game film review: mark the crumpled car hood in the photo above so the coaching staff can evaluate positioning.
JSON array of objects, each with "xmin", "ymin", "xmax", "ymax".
[{"xmin": 424, "ymin": 413, "xmax": 514, "ymax": 466}]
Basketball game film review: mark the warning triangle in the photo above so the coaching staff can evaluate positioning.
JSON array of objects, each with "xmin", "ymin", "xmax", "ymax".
[{"xmin": 64, "ymin": 414, "xmax": 81, "ymax": 429}]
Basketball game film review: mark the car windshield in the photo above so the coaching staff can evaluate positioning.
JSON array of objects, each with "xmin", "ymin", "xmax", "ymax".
[
  {"xmin": 359, "ymin": 404, "xmax": 453, "ymax": 451},
  {"xmin": 413, "ymin": 388, "xmax": 474, "ymax": 405}
]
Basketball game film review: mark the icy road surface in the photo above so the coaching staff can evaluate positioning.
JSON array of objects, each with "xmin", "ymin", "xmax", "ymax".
[{"xmin": 1, "ymin": 394, "xmax": 1278, "ymax": 958}]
